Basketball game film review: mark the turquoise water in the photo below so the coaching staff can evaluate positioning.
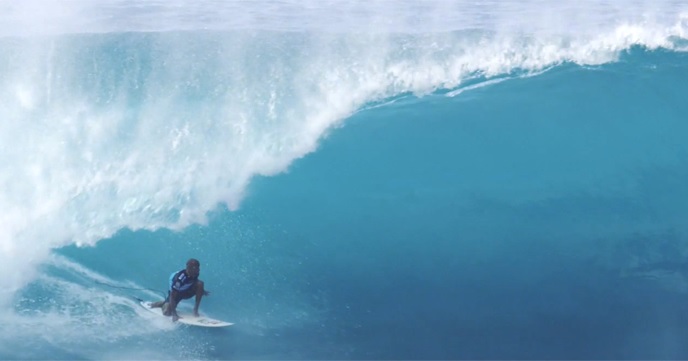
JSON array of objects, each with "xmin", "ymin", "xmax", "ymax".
[{"xmin": 1, "ymin": 1, "xmax": 688, "ymax": 359}]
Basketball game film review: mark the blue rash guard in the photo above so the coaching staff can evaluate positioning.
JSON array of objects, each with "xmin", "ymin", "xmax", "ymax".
[{"xmin": 166, "ymin": 269, "xmax": 198, "ymax": 300}]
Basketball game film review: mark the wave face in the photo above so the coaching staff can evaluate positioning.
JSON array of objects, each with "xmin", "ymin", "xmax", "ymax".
[{"xmin": 1, "ymin": 1, "xmax": 688, "ymax": 359}]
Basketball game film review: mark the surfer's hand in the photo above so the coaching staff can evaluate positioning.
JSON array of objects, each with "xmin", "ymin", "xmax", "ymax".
[{"xmin": 203, "ymin": 290, "xmax": 210, "ymax": 296}]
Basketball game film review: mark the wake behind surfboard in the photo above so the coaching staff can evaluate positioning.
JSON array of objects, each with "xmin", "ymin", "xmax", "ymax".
[{"xmin": 139, "ymin": 301, "xmax": 234, "ymax": 327}]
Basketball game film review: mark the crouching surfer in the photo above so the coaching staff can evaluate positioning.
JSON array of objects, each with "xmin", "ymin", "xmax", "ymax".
[{"xmin": 150, "ymin": 258, "xmax": 210, "ymax": 322}]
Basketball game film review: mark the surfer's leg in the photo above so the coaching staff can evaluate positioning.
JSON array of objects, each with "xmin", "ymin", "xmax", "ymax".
[
  {"xmin": 164, "ymin": 290, "xmax": 180, "ymax": 317},
  {"xmin": 161, "ymin": 302, "xmax": 169, "ymax": 314},
  {"xmin": 150, "ymin": 301, "xmax": 165, "ymax": 308}
]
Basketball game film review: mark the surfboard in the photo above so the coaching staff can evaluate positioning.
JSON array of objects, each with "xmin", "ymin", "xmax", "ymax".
[{"xmin": 139, "ymin": 301, "xmax": 233, "ymax": 327}]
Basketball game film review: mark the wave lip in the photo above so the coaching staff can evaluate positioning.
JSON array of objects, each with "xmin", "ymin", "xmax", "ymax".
[{"xmin": 0, "ymin": 1, "xmax": 687, "ymax": 35}]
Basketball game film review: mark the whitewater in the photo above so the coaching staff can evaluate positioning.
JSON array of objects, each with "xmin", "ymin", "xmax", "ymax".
[{"xmin": 0, "ymin": 0, "xmax": 687, "ymax": 359}]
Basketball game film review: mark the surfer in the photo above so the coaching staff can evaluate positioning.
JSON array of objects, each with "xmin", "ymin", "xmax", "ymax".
[{"xmin": 150, "ymin": 258, "xmax": 210, "ymax": 322}]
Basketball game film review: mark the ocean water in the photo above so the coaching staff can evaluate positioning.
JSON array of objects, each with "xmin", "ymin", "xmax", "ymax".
[{"xmin": 1, "ymin": 0, "xmax": 688, "ymax": 359}]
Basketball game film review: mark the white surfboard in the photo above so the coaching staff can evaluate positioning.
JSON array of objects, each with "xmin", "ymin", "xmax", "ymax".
[{"xmin": 139, "ymin": 301, "xmax": 233, "ymax": 327}]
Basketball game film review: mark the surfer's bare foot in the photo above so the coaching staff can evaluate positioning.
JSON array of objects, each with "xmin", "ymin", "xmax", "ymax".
[
  {"xmin": 172, "ymin": 313, "xmax": 180, "ymax": 322},
  {"xmin": 193, "ymin": 311, "xmax": 200, "ymax": 317},
  {"xmin": 150, "ymin": 301, "xmax": 164, "ymax": 308}
]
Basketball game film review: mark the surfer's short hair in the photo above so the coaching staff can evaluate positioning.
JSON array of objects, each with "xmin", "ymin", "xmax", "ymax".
[{"xmin": 187, "ymin": 258, "xmax": 200, "ymax": 267}]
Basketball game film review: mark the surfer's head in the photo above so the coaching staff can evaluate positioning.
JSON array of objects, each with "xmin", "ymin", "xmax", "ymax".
[{"xmin": 186, "ymin": 258, "xmax": 200, "ymax": 278}]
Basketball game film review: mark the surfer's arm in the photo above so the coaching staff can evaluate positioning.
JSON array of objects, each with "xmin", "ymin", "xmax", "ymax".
[{"xmin": 192, "ymin": 280, "xmax": 208, "ymax": 317}]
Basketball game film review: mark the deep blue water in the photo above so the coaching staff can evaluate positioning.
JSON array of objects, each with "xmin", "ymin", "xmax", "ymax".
[{"xmin": 1, "ymin": 2, "xmax": 688, "ymax": 359}]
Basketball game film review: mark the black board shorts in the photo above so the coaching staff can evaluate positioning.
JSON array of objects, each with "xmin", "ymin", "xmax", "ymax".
[{"xmin": 166, "ymin": 285, "xmax": 196, "ymax": 302}]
